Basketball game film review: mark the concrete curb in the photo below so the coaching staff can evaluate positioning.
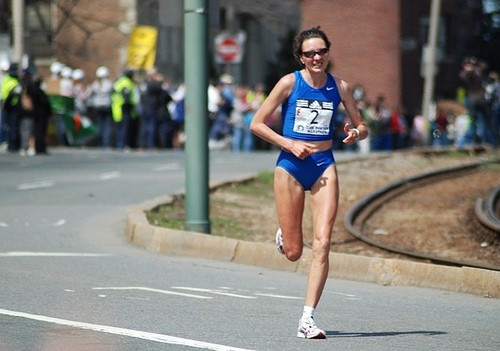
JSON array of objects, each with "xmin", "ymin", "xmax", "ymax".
[{"xmin": 126, "ymin": 189, "xmax": 500, "ymax": 299}]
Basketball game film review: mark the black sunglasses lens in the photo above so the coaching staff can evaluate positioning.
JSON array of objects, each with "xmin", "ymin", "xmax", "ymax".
[{"xmin": 303, "ymin": 48, "xmax": 328, "ymax": 58}]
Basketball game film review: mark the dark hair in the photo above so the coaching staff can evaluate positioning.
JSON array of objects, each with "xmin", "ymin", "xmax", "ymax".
[{"xmin": 293, "ymin": 27, "xmax": 331, "ymax": 64}]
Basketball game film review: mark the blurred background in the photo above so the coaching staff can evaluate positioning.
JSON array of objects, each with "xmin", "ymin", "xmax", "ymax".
[{"xmin": 0, "ymin": 0, "xmax": 499, "ymax": 152}]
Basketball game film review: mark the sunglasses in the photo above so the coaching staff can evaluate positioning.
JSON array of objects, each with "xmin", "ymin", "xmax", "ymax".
[{"xmin": 302, "ymin": 48, "xmax": 329, "ymax": 58}]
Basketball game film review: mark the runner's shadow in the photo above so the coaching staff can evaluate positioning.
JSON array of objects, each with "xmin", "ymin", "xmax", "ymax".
[{"xmin": 326, "ymin": 330, "xmax": 447, "ymax": 338}]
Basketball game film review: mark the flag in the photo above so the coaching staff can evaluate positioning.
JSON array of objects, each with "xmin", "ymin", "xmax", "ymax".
[{"xmin": 127, "ymin": 26, "xmax": 158, "ymax": 70}]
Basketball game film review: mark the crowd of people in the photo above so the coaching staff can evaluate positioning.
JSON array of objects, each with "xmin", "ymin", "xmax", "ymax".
[
  {"xmin": 0, "ymin": 56, "xmax": 498, "ymax": 156},
  {"xmin": 342, "ymin": 57, "xmax": 499, "ymax": 153},
  {"xmin": 0, "ymin": 62, "xmax": 51, "ymax": 155},
  {"xmin": 0, "ymin": 60, "xmax": 271, "ymax": 155}
]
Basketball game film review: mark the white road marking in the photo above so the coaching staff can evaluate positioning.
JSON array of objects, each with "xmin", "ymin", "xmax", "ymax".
[
  {"xmin": 17, "ymin": 180, "xmax": 55, "ymax": 190},
  {"xmin": 326, "ymin": 290, "xmax": 360, "ymax": 299},
  {"xmin": 54, "ymin": 219, "xmax": 66, "ymax": 226},
  {"xmin": 153, "ymin": 163, "xmax": 181, "ymax": 171},
  {"xmin": 99, "ymin": 171, "xmax": 121, "ymax": 180},
  {"xmin": 216, "ymin": 287, "xmax": 301, "ymax": 300},
  {"xmin": 0, "ymin": 308, "xmax": 255, "ymax": 351},
  {"xmin": 0, "ymin": 220, "xmax": 65, "ymax": 228},
  {"xmin": 92, "ymin": 287, "xmax": 212, "ymax": 300},
  {"xmin": 253, "ymin": 293, "xmax": 302, "ymax": 299},
  {"xmin": 0, "ymin": 252, "xmax": 111, "ymax": 257},
  {"xmin": 172, "ymin": 287, "xmax": 256, "ymax": 299}
]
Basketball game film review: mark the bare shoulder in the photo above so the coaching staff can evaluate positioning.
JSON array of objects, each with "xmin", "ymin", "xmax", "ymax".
[
  {"xmin": 277, "ymin": 72, "xmax": 296, "ymax": 91},
  {"xmin": 270, "ymin": 72, "xmax": 296, "ymax": 100}
]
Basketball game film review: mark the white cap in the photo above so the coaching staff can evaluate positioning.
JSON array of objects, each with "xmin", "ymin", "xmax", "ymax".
[
  {"xmin": 96, "ymin": 66, "xmax": 109, "ymax": 78},
  {"xmin": 72, "ymin": 68, "xmax": 84, "ymax": 80},
  {"xmin": 61, "ymin": 66, "xmax": 73, "ymax": 78},
  {"xmin": 0, "ymin": 58, "xmax": 9, "ymax": 71},
  {"xmin": 220, "ymin": 73, "xmax": 234, "ymax": 84},
  {"xmin": 50, "ymin": 61, "xmax": 63, "ymax": 75}
]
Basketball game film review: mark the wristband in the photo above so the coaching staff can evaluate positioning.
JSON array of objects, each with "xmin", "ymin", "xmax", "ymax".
[{"xmin": 352, "ymin": 128, "xmax": 360, "ymax": 140}]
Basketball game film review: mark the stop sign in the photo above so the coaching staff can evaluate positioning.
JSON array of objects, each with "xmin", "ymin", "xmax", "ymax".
[{"xmin": 215, "ymin": 34, "xmax": 242, "ymax": 63}]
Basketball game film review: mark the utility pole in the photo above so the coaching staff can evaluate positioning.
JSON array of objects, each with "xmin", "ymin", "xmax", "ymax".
[
  {"xmin": 421, "ymin": 0, "xmax": 441, "ymax": 142},
  {"xmin": 12, "ymin": 0, "xmax": 24, "ymax": 63},
  {"xmin": 184, "ymin": 0, "xmax": 210, "ymax": 233}
]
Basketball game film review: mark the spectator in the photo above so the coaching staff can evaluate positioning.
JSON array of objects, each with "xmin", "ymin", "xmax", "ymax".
[
  {"xmin": 46, "ymin": 63, "xmax": 69, "ymax": 145},
  {"xmin": 32, "ymin": 76, "xmax": 52, "ymax": 155},
  {"xmin": 170, "ymin": 83, "xmax": 185, "ymax": 149},
  {"xmin": 432, "ymin": 107, "xmax": 451, "ymax": 148},
  {"xmin": 71, "ymin": 68, "xmax": 89, "ymax": 116},
  {"xmin": 18, "ymin": 68, "xmax": 36, "ymax": 156},
  {"xmin": 138, "ymin": 68, "xmax": 166, "ymax": 149},
  {"xmin": 453, "ymin": 112, "xmax": 471, "ymax": 148},
  {"xmin": 369, "ymin": 95, "xmax": 392, "ymax": 150},
  {"xmin": 207, "ymin": 78, "xmax": 220, "ymax": 129},
  {"xmin": 389, "ymin": 107, "xmax": 407, "ymax": 150},
  {"xmin": 242, "ymin": 84, "xmax": 266, "ymax": 151},
  {"xmin": 410, "ymin": 112, "xmax": 427, "ymax": 147},
  {"xmin": 484, "ymin": 71, "xmax": 499, "ymax": 147},
  {"xmin": 59, "ymin": 66, "xmax": 73, "ymax": 97},
  {"xmin": 209, "ymin": 74, "xmax": 234, "ymax": 149},
  {"xmin": 45, "ymin": 61, "xmax": 62, "ymax": 95},
  {"xmin": 459, "ymin": 56, "xmax": 492, "ymax": 144},
  {"xmin": 229, "ymin": 85, "xmax": 251, "ymax": 152},
  {"xmin": 1, "ymin": 63, "xmax": 21, "ymax": 152},
  {"xmin": 156, "ymin": 77, "xmax": 173, "ymax": 149},
  {"xmin": 0, "ymin": 59, "xmax": 11, "ymax": 150},
  {"xmin": 112, "ymin": 69, "xmax": 137, "ymax": 149},
  {"xmin": 354, "ymin": 86, "xmax": 372, "ymax": 153},
  {"xmin": 89, "ymin": 66, "xmax": 113, "ymax": 148}
]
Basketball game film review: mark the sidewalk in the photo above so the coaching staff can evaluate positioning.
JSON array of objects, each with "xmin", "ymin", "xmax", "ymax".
[{"xmin": 125, "ymin": 173, "xmax": 500, "ymax": 299}]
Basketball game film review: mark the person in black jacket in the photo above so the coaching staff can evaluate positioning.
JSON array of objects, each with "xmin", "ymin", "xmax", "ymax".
[
  {"xmin": 19, "ymin": 69, "xmax": 52, "ymax": 155},
  {"xmin": 19, "ymin": 68, "xmax": 36, "ymax": 155},
  {"xmin": 32, "ymin": 76, "xmax": 52, "ymax": 154}
]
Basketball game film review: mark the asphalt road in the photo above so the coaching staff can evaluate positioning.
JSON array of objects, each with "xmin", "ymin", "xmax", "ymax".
[{"xmin": 0, "ymin": 147, "xmax": 499, "ymax": 351}]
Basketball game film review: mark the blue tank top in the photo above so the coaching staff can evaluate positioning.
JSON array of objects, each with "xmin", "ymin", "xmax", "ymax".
[{"xmin": 281, "ymin": 71, "xmax": 341, "ymax": 141}]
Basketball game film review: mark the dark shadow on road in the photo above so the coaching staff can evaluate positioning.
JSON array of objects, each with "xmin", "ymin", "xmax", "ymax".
[{"xmin": 326, "ymin": 330, "xmax": 447, "ymax": 338}]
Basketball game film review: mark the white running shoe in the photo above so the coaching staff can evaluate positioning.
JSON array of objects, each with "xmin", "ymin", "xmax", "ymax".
[
  {"xmin": 275, "ymin": 228, "xmax": 284, "ymax": 255},
  {"xmin": 297, "ymin": 316, "xmax": 326, "ymax": 339}
]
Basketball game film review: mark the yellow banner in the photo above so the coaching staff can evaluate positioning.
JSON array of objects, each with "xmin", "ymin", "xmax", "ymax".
[{"xmin": 127, "ymin": 26, "xmax": 158, "ymax": 70}]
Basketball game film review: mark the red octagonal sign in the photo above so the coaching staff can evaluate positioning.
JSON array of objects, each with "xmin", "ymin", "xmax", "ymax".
[{"xmin": 216, "ymin": 35, "xmax": 241, "ymax": 63}]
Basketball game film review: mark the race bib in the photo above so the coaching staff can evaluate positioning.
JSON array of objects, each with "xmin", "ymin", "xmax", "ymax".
[{"xmin": 293, "ymin": 99, "xmax": 334, "ymax": 136}]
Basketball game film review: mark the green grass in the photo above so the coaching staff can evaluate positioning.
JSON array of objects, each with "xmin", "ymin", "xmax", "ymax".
[
  {"xmin": 147, "ymin": 202, "xmax": 185, "ymax": 230},
  {"xmin": 145, "ymin": 171, "xmax": 275, "ymax": 238}
]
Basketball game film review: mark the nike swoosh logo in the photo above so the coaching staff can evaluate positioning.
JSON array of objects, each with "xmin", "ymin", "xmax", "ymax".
[{"xmin": 326, "ymin": 87, "xmax": 334, "ymax": 90}]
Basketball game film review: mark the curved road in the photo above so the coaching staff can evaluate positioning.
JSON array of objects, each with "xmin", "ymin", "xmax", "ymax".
[{"xmin": 0, "ymin": 148, "xmax": 498, "ymax": 351}]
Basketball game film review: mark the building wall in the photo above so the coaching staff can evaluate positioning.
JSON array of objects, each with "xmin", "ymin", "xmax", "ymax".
[
  {"xmin": 400, "ymin": 0, "xmax": 486, "ymax": 116},
  {"xmin": 50, "ymin": 0, "xmax": 300, "ymax": 86},
  {"xmin": 301, "ymin": 0, "xmax": 402, "ymax": 110},
  {"xmin": 51, "ymin": 0, "xmax": 136, "ymax": 82}
]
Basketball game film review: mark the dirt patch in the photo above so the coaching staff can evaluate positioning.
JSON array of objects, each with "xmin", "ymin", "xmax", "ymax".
[{"xmin": 150, "ymin": 149, "xmax": 500, "ymax": 267}]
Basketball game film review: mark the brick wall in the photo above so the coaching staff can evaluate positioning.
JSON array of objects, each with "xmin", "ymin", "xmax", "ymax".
[
  {"xmin": 50, "ymin": 0, "xmax": 135, "ymax": 83},
  {"xmin": 301, "ymin": 0, "xmax": 401, "ymax": 110}
]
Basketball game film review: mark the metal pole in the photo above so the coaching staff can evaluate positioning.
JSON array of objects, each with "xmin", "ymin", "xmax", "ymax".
[
  {"xmin": 184, "ymin": 0, "xmax": 210, "ymax": 233},
  {"xmin": 12, "ymin": 0, "xmax": 24, "ymax": 63},
  {"xmin": 421, "ymin": 0, "xmax": 441, "ymax": 140}
]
